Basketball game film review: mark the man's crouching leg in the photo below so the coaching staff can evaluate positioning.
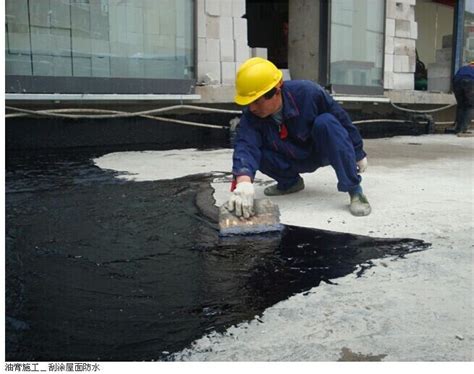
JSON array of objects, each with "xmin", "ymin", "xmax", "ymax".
[{"xmin": 312, "ymin": 113, "xmax": 371, "ymax": 216}]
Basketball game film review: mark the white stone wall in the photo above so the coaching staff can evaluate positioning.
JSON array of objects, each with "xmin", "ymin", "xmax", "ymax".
[
  {"xmin": 196, "ymin": 0, "xmax": 267, "ymax": 86},
  {"xmin": 196, "ymin": 0, "xmax": 246, "ymax": 85},
  {"xmin": 384, "ymin": 0, "xmax": 418, "ymax": 90}
]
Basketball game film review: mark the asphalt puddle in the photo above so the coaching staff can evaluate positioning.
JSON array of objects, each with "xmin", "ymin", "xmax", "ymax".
[{"xmin": 6, "ymin": 149, "xmax": 430, "ymax": 361}]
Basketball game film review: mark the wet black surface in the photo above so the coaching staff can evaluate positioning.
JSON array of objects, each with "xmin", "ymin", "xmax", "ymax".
[{"xmin": 5, "ymin": 148, "xmax": 430, "ymax": 361}]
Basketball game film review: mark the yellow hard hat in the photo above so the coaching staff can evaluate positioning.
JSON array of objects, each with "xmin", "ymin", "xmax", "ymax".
[{"xmin": 234, "ymin": 57, "xmax": 283, "ymax": 105}]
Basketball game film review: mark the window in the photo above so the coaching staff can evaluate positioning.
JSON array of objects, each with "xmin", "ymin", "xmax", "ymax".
[
  {"xmin": 463, "ymin": 0, "xmax": 474, "ymax": 63},
  {"xmin": 5, "ymin": 0, "xmax": 195, "ymax": 94},
  {"xmin": 329, "ymin": 0, "xmax": 384, "ymax": 94}
]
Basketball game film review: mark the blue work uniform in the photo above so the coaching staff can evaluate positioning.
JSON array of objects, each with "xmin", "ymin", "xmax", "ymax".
[
  {"xmin": 232, "ymin": 80, "xmax": 366, "ymax": 193},
  {"xmin": 453, "ymin": 64, "xmax": 474, "ymax": 133}
]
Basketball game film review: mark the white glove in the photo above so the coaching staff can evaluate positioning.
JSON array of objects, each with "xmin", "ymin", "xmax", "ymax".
[
  {"xmin": 357, "ymin": 157, "xmax": 368, "ymax": 173},
  {"xmin": 227, "ymin": 181, "xmax": 255, "ymax": 218}
]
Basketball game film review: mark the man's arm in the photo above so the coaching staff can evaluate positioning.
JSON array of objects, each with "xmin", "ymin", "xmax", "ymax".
[{"xmin": 231, "ymin": 116, "xmax": 263, "ymax": 179}]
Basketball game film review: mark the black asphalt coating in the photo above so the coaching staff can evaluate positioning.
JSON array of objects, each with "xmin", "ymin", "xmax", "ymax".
[{"xmin": 5, "ymin": 148, "xmax": 430, "ymax": 361}]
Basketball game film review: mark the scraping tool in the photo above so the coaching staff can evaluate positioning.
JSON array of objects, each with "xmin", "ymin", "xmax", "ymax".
[{"xmin": 218, "ymin": 198, "xmax": 284, "ymax": 236}]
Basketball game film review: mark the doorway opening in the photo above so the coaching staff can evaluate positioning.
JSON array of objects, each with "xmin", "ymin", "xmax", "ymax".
[
  {"xmin": 415, "ymin": 0, "xmax": 455, "ymax": 92},
  {"xmin": 245, "ymin": 0, "xmax": 289, "ymax": 69}
]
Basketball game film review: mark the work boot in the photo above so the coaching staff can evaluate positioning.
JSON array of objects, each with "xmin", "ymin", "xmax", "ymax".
[
  {"xmin": 349, "ymin": 192, "xmax": 372, "ymax": 216},
  {"xmin": 264, "ymin": 177, "xmax": 305, "ymax": 196}
]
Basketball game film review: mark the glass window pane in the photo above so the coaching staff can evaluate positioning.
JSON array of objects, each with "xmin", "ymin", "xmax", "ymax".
[
  {"xmin": 463, "ymin": 0, "xmax": 474, "ymax": 64},
  {"xmin": 5, "ymin": 0, "xmax": 195, "ymax": 79},
  {"xmin": 330, "ymin": 0, "xmax": 384, "ymax": 88}
]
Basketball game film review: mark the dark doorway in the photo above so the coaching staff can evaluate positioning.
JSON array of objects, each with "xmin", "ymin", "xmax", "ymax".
[{"xmin": 246, "ymin": 0, "xmax": 289, "ymax": 69}]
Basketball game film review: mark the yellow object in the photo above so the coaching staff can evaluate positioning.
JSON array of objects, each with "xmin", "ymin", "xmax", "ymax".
[{"xmin": 234, "ymin": 57, "xmax": 283, "ymax": 105}]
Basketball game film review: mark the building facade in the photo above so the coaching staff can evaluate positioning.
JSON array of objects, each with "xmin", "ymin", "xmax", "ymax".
[{"xmin": 5, "ymin": 0, "xmax": 473, "ymax": 105}]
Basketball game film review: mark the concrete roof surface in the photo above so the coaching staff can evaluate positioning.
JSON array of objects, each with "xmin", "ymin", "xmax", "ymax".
[{"xmin": 94, "ymin": 135, "xmax": 473, "ymax": 361}]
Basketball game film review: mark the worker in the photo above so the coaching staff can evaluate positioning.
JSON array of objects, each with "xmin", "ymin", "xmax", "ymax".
[
  {"xmin": 227, "ymin": 57, "xmax": 371, "ymax": 219},
  {"xmin": 452, "ymin": 61, "xmax": 474, "ymax": 136}
]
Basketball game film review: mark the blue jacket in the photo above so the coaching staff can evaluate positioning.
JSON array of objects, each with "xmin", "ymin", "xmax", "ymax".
[
  {"xmin": 232, "ymin": 80, "xmax": 366, "ymax": 179},
  {"xmin": 454, "ymin": 64, "xmax": 474, "ymax": 82}
]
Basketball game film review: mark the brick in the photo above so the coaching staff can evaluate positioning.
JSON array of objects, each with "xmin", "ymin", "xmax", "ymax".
[
  {"xmin": 394, "ymin": 37, "xmax": 415, "ymax": 56},
  {"xmin": 206, "ymin": 15, "xmax": 220, "ymax": 38},
  {"xmin": 384, "ymin": 54, "xmax": 394, "ymax": 72},
  {"xmin": 196, "ymin": 0, "xmax": 206, "ymax": 37},
  {"xmin": 386, "ymin": 0, "xmax": 397, "ymax": 19},
  {"xmin": 387, "ymin": 0, "xmax": 414, "ymax": 21},
  {"xmin": 233, "ymin": 17, "xmax": 247, "ymax": 40},
  {"xmin": 410, "ymin": 21, "xmax": 418, "ymax": 40},
  {"xmin": 384, "ymin": 71, "xmax": 394, "ymax": 89},
  {"xmin": 385, "ymin": 36, "xmax": 394, "ymax": 54},
  {"xmin": 392, "ymin": 72, "xmax": 414, "ymax": 90},
  {"xmin": 395, "ymin": 19, "xmax": 411, "ymax": 38},
  {"xmin": 197, "ymin": 37, "xmax": 207, "ymax": 61},
  {"xmin": 232, "ymin": 0, "xmax": 246, "ymax": 18},
  {"xmin": 197, "ymin": 61, "xmax": 221, "ymax": 84},
  {"xmin": 408, "ymin": 55, "xmax": 416, "ymax": 73},
  {"xmin": 220, "ymin": 39, "xmax": 235, "ymax": 62},
  {"xmin": 221, "ymin": 61, "xmax": 236, "ymax": 84},
  {"xmin": 220, "ymin": 0, "xmax": 233, "ymax": 17},
  {"xmin": 394, "ymin": 55, "xmax": 410, "ymax": 72},
  {"xmin": 206, "ymin": 38, "xmax": 220, "ymax": 62},
  {"xmin": 386, "ymin": 18, "xmax": 395, "ymax": 37},
  {"xmin": 251, "ymin": 47, "xmax": 268, "ymax": 59},
  {"xmin": 205, "ymin": 0, "xmax": 220, "ymax": 16},
  {"xmin": 234, "ymin": 39, "xmax": 250, "ymax": 62},
  {"xmin": 219, "ymin": 16, "xmax": 234, "ymax": 39}
]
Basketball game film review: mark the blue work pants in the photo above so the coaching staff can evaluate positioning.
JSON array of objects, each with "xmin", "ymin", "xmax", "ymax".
[
  {"xmin": 453, "ymin": 78, "xmax": 474, "ymax": 133},
  {"xmin": 259, "ymin": 113, "xmax": 362, "ymax": 193}
]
